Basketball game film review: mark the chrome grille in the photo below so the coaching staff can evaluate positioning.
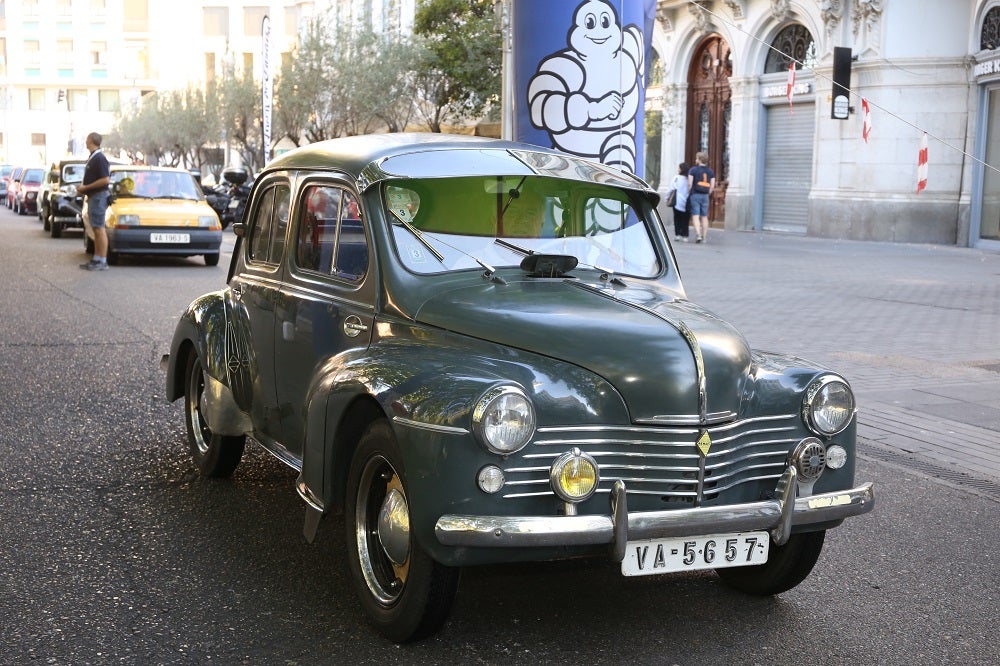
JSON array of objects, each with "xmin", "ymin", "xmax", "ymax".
[{"xmin": 501, "ymin": 414, "xmax": 801, "ymax": 504}]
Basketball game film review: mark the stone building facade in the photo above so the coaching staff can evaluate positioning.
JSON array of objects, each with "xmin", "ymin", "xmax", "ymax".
[{"xmin": 645, "ymin": 0, "xmax": 1000, "ymax": 250}]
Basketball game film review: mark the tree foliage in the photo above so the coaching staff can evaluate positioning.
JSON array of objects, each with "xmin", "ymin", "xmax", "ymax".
[{"xmin": 114, "ymin": 3, "xmax": 501, "ymax": 169}]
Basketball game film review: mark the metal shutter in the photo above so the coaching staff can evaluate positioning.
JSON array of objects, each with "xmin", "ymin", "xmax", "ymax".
[{"xmin": 762, "ymin": 103, "xmax": 815, "ymax": 232}]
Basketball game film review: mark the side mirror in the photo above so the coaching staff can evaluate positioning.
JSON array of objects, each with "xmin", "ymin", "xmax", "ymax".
[{"xmin": 232, "ymin": 222, "xmax": 246, "ymax": 237}]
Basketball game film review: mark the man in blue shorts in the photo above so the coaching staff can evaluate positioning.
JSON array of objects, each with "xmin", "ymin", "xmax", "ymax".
[
  {"xmin": 78, "ymin": 132, "xmax": 111, "ymax": 270},
  {"xmin": 687, "ymin": 151, "xmax": 715, "ymax": 243}
]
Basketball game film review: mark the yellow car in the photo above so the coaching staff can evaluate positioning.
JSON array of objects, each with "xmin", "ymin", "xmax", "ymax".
[{"xmin": 83, "ymin": 165, "xmax": 223, "ymax": 266}]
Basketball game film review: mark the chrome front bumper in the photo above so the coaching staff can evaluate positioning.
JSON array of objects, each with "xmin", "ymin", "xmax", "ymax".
[{"xmin": 435, "ymin": 466, "xmax": 875, "ymax": 561}]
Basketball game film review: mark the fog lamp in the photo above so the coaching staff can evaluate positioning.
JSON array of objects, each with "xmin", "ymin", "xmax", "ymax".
[
  {"xmin": 477, "ymin": 465, "xmax": 505, "ymax": 494},
  {"xmin": 826, "ymin": 445, "xmax": 848, "ymax": 469},
  {"xmin": 550, "ymin": 448, "xmax": 599, "ymax": 503}
]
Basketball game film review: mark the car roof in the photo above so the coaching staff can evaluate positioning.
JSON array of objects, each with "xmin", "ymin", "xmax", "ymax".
[
  {"xmin": 110, "ymin": 165, "xmax": 193, "ymax": 174},
  {"xmin": 262, "ymin": 133, "xmax": 655, "ymax": 199}
]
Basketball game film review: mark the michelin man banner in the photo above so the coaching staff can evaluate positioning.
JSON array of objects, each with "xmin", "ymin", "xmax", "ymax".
[{"xmin": 514, "ymin": 0, "xmax": 656, "ymax": 177}]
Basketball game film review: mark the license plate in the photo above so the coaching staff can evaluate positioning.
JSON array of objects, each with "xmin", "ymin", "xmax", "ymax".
[
  {"xmin": 621, "ymin": 531, "xmax": 769, "ymax": 577},
  {"xmin": 150, "ymin": 233, "xmax": 190, "ymax": 244}
]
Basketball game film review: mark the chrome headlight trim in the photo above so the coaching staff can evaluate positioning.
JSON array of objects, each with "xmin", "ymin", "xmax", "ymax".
[
  {"xmin": 803, "ymin": 376, "xmax": 856, "ymax": 436},
  {"xmin": 471, "ymin": 385, "xmax": 536, "ymax": 455}
]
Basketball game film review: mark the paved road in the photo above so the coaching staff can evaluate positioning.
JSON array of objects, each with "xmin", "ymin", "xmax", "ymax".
[{"xmin": 0, "ymin": 207, "xmax": 997, "ymax": 664}]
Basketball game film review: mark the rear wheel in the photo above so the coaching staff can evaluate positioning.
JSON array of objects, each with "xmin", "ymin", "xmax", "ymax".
[
  {"xmin": 204, "ymin": 253, "xmax": 220, "ymax": 266},
  {"xmin": 715, "ymin": 530, "xmax": 826, "ymax": 595},
  {"xmin": 183, "ymin": 351, "xmax": 245, "ymax": 477},
  {"xmin": 50, "ymin": 221, "xmax": 62, "ymax": 238},
  {"xmin": 345, "ymin": 420, "xmax": 460, "ymax": 642},
  {"xmin": 107, "ymin": 250, "xmax": 119, "ymax": 265}
]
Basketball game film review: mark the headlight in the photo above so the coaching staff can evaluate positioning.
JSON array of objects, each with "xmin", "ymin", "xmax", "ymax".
[
  {"xmin": 803, "ymin": 376, "xmax": 855, "ymax": 435},
  {"xmin": 550, "ymin": 448, "xmax": 599, "ymax": 502},
  {"xmin": 115, "ymin": 214, "xmax": 140, "ymax": 227},
  {"xmin": 472, "ymin": 385, "xmax": 535, "ymax": 454},
  {"xmin": 198, "ymin": 215, "xmax": 218, "ymax": 227}
]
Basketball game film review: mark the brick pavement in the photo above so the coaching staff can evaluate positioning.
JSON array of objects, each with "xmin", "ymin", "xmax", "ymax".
[{"xmin": 671, "ymin": 230, "xmax": 1000, "ymax": 492}]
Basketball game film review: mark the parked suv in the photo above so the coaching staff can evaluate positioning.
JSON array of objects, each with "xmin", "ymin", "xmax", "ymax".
[{"xmin": 41, "ymin": 158, "xmax": 89, "ymax": 238}]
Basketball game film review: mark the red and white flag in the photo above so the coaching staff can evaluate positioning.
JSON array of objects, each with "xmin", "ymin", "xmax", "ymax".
[
  {"xmin": 862, "ymin": 98, "xmax": 872, "ymax": 143},
  {"xmin": 787, "ymin": 61, "xmax": 796, "ymax": 113},
  {"xmin": 916, "ymin": 132, "xmax": 929, "ymax": 195}
]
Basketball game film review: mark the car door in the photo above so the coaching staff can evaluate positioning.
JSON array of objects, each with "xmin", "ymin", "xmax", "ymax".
[
  {"xmin": 228, "ymin": 176, "xmax": 291, "ymax": 441},
  {"xmin": 272, "ymin": 179, "xmax": 376, "ymax": 459}
]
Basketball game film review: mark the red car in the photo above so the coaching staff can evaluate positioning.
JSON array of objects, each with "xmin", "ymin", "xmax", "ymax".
[
  {"xmin": 5, "ymin": 166, "xmax": 24, "ymax": 209},
  {"xmin": 13, "ymin": 167, "xmax": 46, "ymax": 216}
]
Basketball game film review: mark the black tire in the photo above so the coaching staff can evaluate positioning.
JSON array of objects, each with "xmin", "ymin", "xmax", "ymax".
[
  {"xmin": 345, "ymin": 420, "xmax": 460, "ymax": 642},
  {"xmin": 183, "ymin": 351, "xmax": 245, "ymax": 477},
  {"xmin": 204, "ymin": 253, "xmax": 220, "ymax": 266},
  {"xmin": 43, "ymin": 214, "xmax": 51, "ymax": 232},
  {"xmin": 51, "ymin": 221, "xmax": 62, "ymax": 238},
  {"xmin": 716, "ymin": 530, "xmax": 826, "ymax": 596},
  {"xmin": 107, "ymin": 251, "xmax": 119, "ymax": 266}
]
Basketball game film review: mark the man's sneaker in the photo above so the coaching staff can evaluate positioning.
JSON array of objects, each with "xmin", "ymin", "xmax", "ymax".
[{"xmin": 80, "ymin": 259, "xmax": 109, "ymax": 271}]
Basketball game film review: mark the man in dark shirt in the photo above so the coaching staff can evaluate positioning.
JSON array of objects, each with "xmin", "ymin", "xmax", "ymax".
[
  {"xmin": 687, "ymin": 151, "xmax": 716, "ymax": 243},
  {"xmin": 78, "ymin": 132, "xmax": 112, "ymax": 270}
]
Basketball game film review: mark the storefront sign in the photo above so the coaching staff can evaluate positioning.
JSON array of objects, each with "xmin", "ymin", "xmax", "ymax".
[
  {"xmin": 763, "ymin": 82, "xmax": 811, "ymax": 98},
  {"xmin": 974, "ymin": 58, "xmax": 1000, "ymax": 79}
]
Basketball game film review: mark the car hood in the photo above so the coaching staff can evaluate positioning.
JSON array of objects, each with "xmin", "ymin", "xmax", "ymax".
[
  {"xmin": 413, "ymin": 278, "xmax": 752, "ymax": 424},
  {"xmin": 111, "ymin": 199, "xmax": 216, "ymax": 226}
]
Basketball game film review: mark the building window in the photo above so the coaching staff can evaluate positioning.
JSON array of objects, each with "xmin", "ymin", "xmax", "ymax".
[
  {"xmin": 91, "ymin": 41, "xmax": 107, "ymax": 66},
  {"xmin": 31, "ymin": 133, "xmax": 46, "ymax": 149},
  {"xmin": 98, "ymin": 89, "xmax": 119, "ymax": 112},
  {"xmin": 28, "ymin": 88, "xmax": 45, "ymax": 110},
  {"xmin": 284, "ymin": 6, "xmax": 300, "ymax": 36},
  {"xmin": 764, "ymin": 24, "xmax": 816, "ymax": 73},
  {"xmin": 67, "ymin": 88, "xmax": 87, "ymax": 112},
  {"xmin": 24, "ymin": 39, "xmax": 41, "ymax": 66},
  {"xmin": 90, "ymin": 0, "xmax": 107, "ymax": 15},
  {"xmin": 0, "ymin": 38, "xmax": 6, "ymax": 78},
  {"xmin": 204, "ymin": 7, "xmax": 228, "ymax": 36},
  {"xmin": 24, "ymin": 0, "xmax": 40, "ymax": 17},
  {"xmin": 243, "ymin": 52, "xmax": 254, "ymax": 75},
  {"xmin": 123, "ymin": 0, "xmax": 148, "ymax": 32},
  {"xmin": 56, "ymin": 0, "xmax": 72, "ymax": 15},
  {"xmin": 124, "ymin": 40, "xmax": 149, "ymax": 79},
  {"xmin": 57, "ymin": 39, "xmax": 74, "ymax": 66},
  {"xmin": 244, "ymin": 6, "xmax": 268, "ymax": 36},
  {"xmin": 982, "ymin": 7, "xmax": 1000, "ymax": 51},
  {"xmin": 205, "ymin": 52, "xmax": 216, "ymax": 85}
]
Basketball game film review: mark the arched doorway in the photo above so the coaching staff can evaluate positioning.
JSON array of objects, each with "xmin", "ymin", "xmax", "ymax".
[{"xmin": 686, "ymin": 35, "xmax": 732, "ymax": 225}]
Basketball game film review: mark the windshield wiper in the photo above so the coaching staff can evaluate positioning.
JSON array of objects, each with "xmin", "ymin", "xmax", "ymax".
[{"xmin": 388, "ymin": 207, "xmax": 445, "ymax": 263}]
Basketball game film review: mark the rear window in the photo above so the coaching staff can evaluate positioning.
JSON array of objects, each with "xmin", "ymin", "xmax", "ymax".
[{"xmin": 24, "ymin": 169, "xmax": 45, "ymax": 185}]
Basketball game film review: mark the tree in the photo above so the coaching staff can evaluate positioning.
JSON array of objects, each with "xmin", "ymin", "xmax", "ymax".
[
  {"xmin": 412, "ymin": 0, "xmax": 501, "ymax": 132},
  {"xmin": 217, "ymin": 62, "xmax": 263, "ymax": 171}
]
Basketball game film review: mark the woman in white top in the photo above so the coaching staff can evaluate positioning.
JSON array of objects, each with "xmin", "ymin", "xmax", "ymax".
[{"xmin": 667, "ymin": 162, "xmax": 690, "ymax": 241}]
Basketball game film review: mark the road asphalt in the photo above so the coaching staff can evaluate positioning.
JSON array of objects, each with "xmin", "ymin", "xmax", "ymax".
[{"xmin": 670, "ymin": 228, "xmax": 1000, "ymax": 498}]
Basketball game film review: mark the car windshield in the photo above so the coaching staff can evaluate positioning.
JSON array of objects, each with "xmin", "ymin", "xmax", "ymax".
[
  {"xmin": 384, "ymin": 176, "xmax": 661, "ymax": 278},
  {"xmin": 61, "ymin": 164, "xmax": 85, "ymax": 184},
  {"xmin": 111, "ymin": 170, "xmax": 203, "ymax": 201},
  {"xmin": 24, "ymin": 169, "xmax": 44, "ymax": 185}
]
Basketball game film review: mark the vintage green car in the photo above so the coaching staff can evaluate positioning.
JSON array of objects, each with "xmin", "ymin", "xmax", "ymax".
[{"xmin": 164, "ymin": 133, "xmax": 874, "ymax": 642}]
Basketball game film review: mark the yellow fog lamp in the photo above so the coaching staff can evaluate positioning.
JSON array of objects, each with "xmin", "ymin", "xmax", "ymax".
[{"xmin": 550, "ymin": 448, "xmax": 599, "ymax": 504}]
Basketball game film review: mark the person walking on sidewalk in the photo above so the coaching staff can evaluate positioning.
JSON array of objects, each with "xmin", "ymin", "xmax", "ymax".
[
  {"xmin": 668, "ymin": 162, "xmax": 691, "ymax": 241},
  {"xmin": 687, "ymin": 151, "xmax": 715, "ymax": 243},
  {"xmin": 78, "ymin": 132, "xmax": 111, "ymax": 271}
]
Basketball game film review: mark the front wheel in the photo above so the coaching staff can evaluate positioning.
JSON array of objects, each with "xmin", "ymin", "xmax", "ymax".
[
  {"xmin": 345, "ymin": 421, "xmax": 460, "ymax": 642},
  {"xmin": 183, "ymin": 351, "xmax": 245, "ymax": 477},
  {"xmin": 715, "ymin": 530, "xmax": 826, "ymax": 596},
  {"xmin": 51, "ymin": 221, "xmax": 62, "ymax": 238}
]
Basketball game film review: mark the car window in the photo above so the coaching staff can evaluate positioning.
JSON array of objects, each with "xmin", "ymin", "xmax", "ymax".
[
  {"xmin": 385, "ymin": 176, "xmax": 661, "ymax": 278},
  {"xmin": 62, "ymin": 164, "xmax": 85, "ymax": 184},
  {"xmin": 296, "ymin": 185, "xmax": 368, "ymax": 281},
  {"xmin": 248, "ymin": 182, "xmax": 291, "ymax": 266},
  {"xmin": 111, "ymin": 170, "xmax": 203, "ymax": 200}
]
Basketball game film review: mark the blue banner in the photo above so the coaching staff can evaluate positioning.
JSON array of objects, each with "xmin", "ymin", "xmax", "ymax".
[{"xmin": 513, "ymin": 0, "xmax": 655, "ymax": 176}]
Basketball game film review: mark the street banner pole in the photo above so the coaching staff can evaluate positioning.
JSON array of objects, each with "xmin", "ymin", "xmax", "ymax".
[
  {"xmin": 508, "ymin": 0, "xmax": 656, "ymax": 176},
  {"xmin": 261, "ymin": 15, "xmax": 273, "ymax": 166}
]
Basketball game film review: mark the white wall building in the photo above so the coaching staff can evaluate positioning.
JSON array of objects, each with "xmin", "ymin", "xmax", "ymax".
[{"xmin": 645, "ymin": 0, "xmax": 1000, "ymax": 250}]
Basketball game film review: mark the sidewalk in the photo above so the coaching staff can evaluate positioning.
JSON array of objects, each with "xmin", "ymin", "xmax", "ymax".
[{"xmin": 672, "ymin": 230, "xmax": 1000, "ymax": 495}]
